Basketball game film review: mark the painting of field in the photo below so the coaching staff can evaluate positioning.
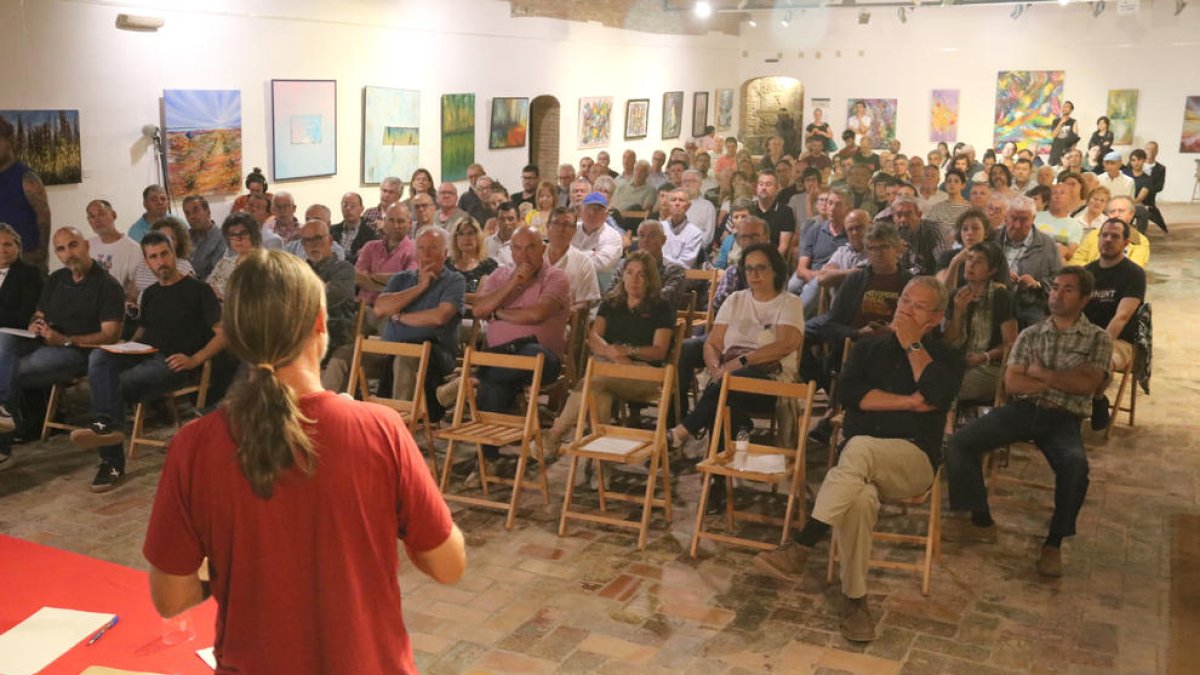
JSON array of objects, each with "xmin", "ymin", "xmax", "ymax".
[
  {"xmin": 441, "ymin": 93, "xmax": 475, "ymax": 182},
  {"xmin": 363, "ymin": 86, "xmax": 419, "ymax": 185},
  {"xmin": 0, "ymin": 109, "xmax": 82, "ymax": 185},
  {"xmin": 163, "ymin": 90, "xmax": 241, "ymax": 196}
]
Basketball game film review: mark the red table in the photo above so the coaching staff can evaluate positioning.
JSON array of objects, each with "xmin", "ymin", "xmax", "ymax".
[{"xmin": 0, "ymin": 535, "xmax": 217, "ymax": 674}]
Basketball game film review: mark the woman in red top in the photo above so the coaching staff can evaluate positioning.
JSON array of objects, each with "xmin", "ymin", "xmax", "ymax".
[{"xmin": 144, "ymin": 249, "xmax": 465, "ymax": 674}]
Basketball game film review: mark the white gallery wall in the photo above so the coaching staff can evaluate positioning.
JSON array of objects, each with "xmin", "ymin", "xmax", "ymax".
[
  {"xmin": 736, "ymin": 0, "xmax": 1200, "ymax": 201},
  {"xmin": 0, "ymin": 0, "xmax": 740, "ymax": 233}
]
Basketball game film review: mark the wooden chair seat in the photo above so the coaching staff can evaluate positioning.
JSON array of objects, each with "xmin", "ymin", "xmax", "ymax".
[
  {"xmin": 128, "ymin": 361, "xmax": 212, "ymax": 458},
  {"xmin": 41, "ymin": 377, "xmax": 87, "ymax": 441}
]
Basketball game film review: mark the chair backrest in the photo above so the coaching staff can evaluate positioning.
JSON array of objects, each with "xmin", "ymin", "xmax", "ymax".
[
  {"xmin": 454, "ymin": 347, "xmax": 546, "ymax": 435},
  {"xmin": 675, "ymin": 290, "xmax": 697, "ymax": 328},
  {"xmin": 705, "ymin": 373, "xmax": 817, "ymax": 466},
  {"xmin": 347, "ymin": 338, "xmax": 432, "ymax": 416},
  {"xmin": 574, "ymin": 357, "xmax": 675, "ymax": 442},
  {"xmin": 684, "ymin": 268, "xmax": 722, "ymax": 331},
  {"xmin": 564, "ymin": 305, "xmax": 589, "ymax": 384}
]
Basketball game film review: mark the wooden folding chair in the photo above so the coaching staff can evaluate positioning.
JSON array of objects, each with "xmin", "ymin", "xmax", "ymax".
[
  {"xmin": 436, "ymin": 347, "xmax": 549, "ymax": 529},
  {"xmin": 559, "ymin": 359, "xmax": 676, "ymax": 550},
  {"xmin": 41, "ymin": 377, "xmax": 87, "ymax": 441},
  {"xmin": 826, "ymin": 466, "xmax": 944, "ymax": 596},
  {"xmin": 539, "ymin": 306, "xmax": 588, "ymax": 411},
  {"xmin": 1104, "ymin": 350, "xmax": 1137, "ymax": 439},
  {"xmin": 690, "ymin": 373, "xmax": 817, "ymax": 555},
  {"xmin": 128, "ymin": 361, "xmax": 212, "ymax": 458},
  {"xmin": 684, "ymin": 268, "xmax": 722, "ymax": 332},
  {"xmin": 347, "ymin": 337, "xmax": 439, "ymax": 482}
]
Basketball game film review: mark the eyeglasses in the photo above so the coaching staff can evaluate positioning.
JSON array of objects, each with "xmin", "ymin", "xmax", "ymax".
[
  {"xmin": 300, "ymin": 235, "xmax": 327, "ymax": 245},
  {"xmin": 413, "ymin": 203, "xmax": 434, "ymax": 209},
  {"xmin": 226, "ymin": 230, "xmax": 250, "ymax": 240},
  {"xmin": 744, "ymin": 264, "xmax": 771, "ymax": 275}
]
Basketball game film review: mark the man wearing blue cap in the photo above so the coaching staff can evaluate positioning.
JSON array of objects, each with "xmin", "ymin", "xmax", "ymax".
[
  {"xmin": 571, "ymin": 192, "xmax": 623, "ymax": 289},
  {"xmin": 1095, "ymin": 151, "xmax": 1134, "ymax": 199}
]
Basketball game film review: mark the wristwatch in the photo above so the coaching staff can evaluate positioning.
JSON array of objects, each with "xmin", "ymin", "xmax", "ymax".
[
  {"xmin": 738, "ymin": 354, "xmax": 750, "ymax": 367},
  {"xmin": 629, "ymin": 345, "xmax": 640, "ymax": 359},
  {"xmin": 906, "ymin": 342, "xmax": 924, "ymax": 353}
]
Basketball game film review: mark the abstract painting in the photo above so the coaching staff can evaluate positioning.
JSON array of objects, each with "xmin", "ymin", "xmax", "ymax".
[
  {"xmin": 271, "ymin": 79, "xmax": 336, "ymax": 181},
  {"xmin": 1106, "ymin": 89, "xmax": 1139, "ymax": 146},
  {"xmin": 441, "ymin": 93, "xmax": 475, "ymax": 182},
  {"xmin": 578, "ymin": 97, "xmax": 613, "ymax": 149},
  {"xmin": 993, "ymin": 70, "xmax": 1064, "ymax": 152},
  {"xmin": 845, "ymin": 98, "xmax": 897, "ymax": 147},
  {"xmin": 692, "ymin": 92, "xmax": 709, "ymax": 138},
  {"xmin": 930, "ymin": 89, "xmax": 959, "ymax": 144},
  {"xmin": 662, "ymin": 91, "xmax": 684, "ymax": 140},
  {"xmin": 362, "ymin": 86, "xmax": 419, "ymax": 185},
  {"xmin": 716, "ymin": 89, "xmax": 734, "ymax": 131},
  {"xmin": 1182, "ymin": 96, "xmax": 1200, "ymax": 153},
  {"xmin": 489, "ymin": 97, "xmax": 528, "ymax": 149},
  {"xmin": 0, "ymin": 109, "xmax": 81, "ymax": 185},
  {"xmin": 162, "ymin": 90, "xmax": 241, "ymax": 196},
  {"xmin": 624, "ymin": 99, "xmax": 649, "ymax": 140}
]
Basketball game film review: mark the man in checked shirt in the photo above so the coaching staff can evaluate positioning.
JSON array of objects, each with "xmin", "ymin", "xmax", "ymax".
[{"xmin": 944, "ymin": 265, "xmax": 1112, "ymax": 578}]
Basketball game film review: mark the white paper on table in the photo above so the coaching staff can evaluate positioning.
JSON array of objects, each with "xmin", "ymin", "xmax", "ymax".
[
  {"xmin": 100, "ymin": 341, "xmax": 157, "ymax": 355},
  {"xmin": 81, "ymin": 666, "xmax": 171, "ymax": 675},
  {"xmin": 734, "ymin": 453, "xmax": 788, "ymax": 474},
  {"xmin": 0, "ymin": 606, "xmax": 115, "ymax": 675},
  {"xmin": 0, "ymin": 327, "xmax": 36, "ymax": 339},
  {"xmin": 581, "ymin": 437, "xmax": 644, "ymax": 456},
  {"xmin": 197, "ymin": 646, "xmax": 217, "ymax": 669}
]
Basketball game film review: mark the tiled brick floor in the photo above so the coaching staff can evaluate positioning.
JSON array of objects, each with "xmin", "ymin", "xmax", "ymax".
[{"xmin": 2, "ymin": 205, "xmax": 1196, "ymax": 673}]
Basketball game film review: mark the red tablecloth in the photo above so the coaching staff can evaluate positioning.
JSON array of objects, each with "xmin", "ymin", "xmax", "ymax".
[{"xmin": 0, "ymin": 534, "xmax": 217, "ymax": 674}]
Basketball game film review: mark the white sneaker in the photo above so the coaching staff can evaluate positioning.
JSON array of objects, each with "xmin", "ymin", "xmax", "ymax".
[{"xmin": 0, "ymin": 404, "xmax": 14, "ymax": 434}]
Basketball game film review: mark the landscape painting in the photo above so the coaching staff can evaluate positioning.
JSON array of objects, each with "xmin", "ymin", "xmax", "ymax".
[
  {"xmin": 0, "ymin": 109, "xmax": 81, "ymax": 185},
  {"xmin": 363, "ymin": 86, "xmax": 419, "ymax": 185},
  {"xmin": 662, "ymin": 91, "xmax": 684, "ymax": 140},
  {"xmin": 930, "ymin": 89, "xmax": 959, "ymax": 144},
  {"xmin": 162, "ymin": 90, "xmax": 241, "ymax": 196},
  {"xmin": 993, "ymin": 70, "xmax": 1064, "ymax": 152},
  {"xmin": 1106, "ymin": 89, "xmax": 1139, "ymax": 146},
  {"xmin": 490, "ymin": 97, "xmax": 528, "ymax": 149},
  {"xmin": 441, "ymin": 93, "xmax": 475, "ymax": 182},
  {"xmin": 715, "ymin": 89, "xmax": 734, "ymax": 131},
  {"xmin": 578, "ymin": 96, "xmax": 613, "ymax": 149},
  {"xmin": 1182, "ymin": 96, "xmax": 1200, "ymax": 153},
  {"xmin": 271, "ymin": 79, "xmax": 336, "ymax": 181},
  {"xmin": 624, "ymin": 99, "xmax": 649, "ymax": 140}
]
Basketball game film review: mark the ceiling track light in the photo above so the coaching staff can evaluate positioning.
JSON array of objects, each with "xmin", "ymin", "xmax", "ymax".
[
  {"xmin": 694, "ymin": 0, "xmax": 713, "ymax": 19},
  {"xmin": 1092, "ymin": 0, "xmax": 1106, "ymax": 16},
  {"xmin": 897, "ymin": 7, "xmax": 909, "ymax": 22},
  {"xmin": 781, "ymin": 9, "xmax": 792, "ymax": 26},
  {"xmin": 858, "ymin": 9, "xmax": 871, "ymax": 23},
  {"xmin": 1010, "ymin": 3, "xmax": 1026, "ymax": 19},
  {"xmin": 1174, "ymin": 0, "xmax": 1186, "ymax": 14}
]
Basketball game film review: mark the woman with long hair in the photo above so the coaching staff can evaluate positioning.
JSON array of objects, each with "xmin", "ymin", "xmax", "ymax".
[
  {"xmin": 524, "ymin": 180, "xmax": 559, "ymax": 234},
  {"xmin": 927, "ymin": 168, "xmax": 971, "ymax": 230},
  {"xmin": 936, "ymin": 208, "xmax": 1005, "ymax": 289},
  {"xmin": 144, "ymin": 249, "xmax": 465, "ymax": 674},
  {"xmin": 407, "ymin": 168, "xmax": 437, "ymax": 201},
  {"xmin": 942, "ymin": 241, "xmax": 1017, "ymax": 403},
  {"xmin": 446, "ymin": 217, "xmax": 497, "ymax": 295}
]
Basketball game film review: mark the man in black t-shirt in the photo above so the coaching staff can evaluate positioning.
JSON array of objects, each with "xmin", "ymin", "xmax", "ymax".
[
  {"xmin": 70, "ymin": 231, "xmax": 224, "ymax": 492},
  {"xmin": 752, "ymin": 169, "xmax": 796, "ymax": 258},
  {"xmin": 1083, "ymin": 218, "xmax": 1145, "ymax": 429},
  {"xmin": 0, "ymin": 227, "xmax": 123, "ymax": 472}
]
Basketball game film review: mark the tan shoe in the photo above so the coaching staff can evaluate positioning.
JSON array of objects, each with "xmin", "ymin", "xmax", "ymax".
[
  {"xmin": 941, "ymin": 519, "xmax": 998, "ymax": 544},
  {"xmin": 840, "ymin": 595, "xmax": 878, "ymax": 642},
  {"xmin": 435, "ymin": 379, "xmax": 460, "ymax": 409},
  {"xmin": 1036, "ymin": 546, "xmax": 1063, "ymax": 577},
  {"xmin": 752, "ymin": 542, "xmax": 812, "ymax": 582},
  {"xmin": 541, "ymin": 429, "xmax": 564, "ymax": 462}
]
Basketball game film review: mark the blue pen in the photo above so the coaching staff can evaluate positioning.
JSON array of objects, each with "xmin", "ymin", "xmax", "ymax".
[{"xmin": 86, "ymin": 616, "xmax": 119, "ymax": 646}]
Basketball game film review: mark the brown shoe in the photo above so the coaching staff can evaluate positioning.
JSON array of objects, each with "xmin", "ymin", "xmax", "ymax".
[
  {"xmin": 1036, "ymin": 546, "xmax": 1063, "ymax": 577},
  {"xmin": 941, "ymin": 519, "xmax": 998, "ymax": 544},
  {"xmin": 70, "ymin": 419, "xmax": 126, "ymax": 449},
  {"xmin": 839, "ymin": 595, "xmax": 877, "ymax": 642},
  {"xmin": 752, "ymin": 542, "xmax": 812, "ymax": 582}
]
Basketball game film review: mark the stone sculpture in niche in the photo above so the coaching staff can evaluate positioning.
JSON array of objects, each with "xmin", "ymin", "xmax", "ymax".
[{"xmin": 739, "ymin": 76, "xmax": 804, "ymax": 156}]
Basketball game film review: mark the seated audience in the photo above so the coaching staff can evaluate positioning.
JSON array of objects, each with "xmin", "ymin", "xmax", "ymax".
[
  {"xmin": 69, "ymin": 231, "xmax": 224, "ymax": 492},
  {"xmin": 814, "ymin": 209, "xmax": 871, "ymax": 299},
  {"xmin": 661, "ymin": 189, "xmax": 705, "ymax": 269},
  {"xmin": 181, "ymin": 196, "xmax": 227, "ymax": 281},
  {"xmin": 545, "ymin": 207, "xmax": 600, "ymax": 311},
  {"xmin": 434, "ymin": 182, "xmax": 471, "ymax": 234},
  {"xmin": 485, "ymin": 201, "xmax": 519, "ymax": 267},
  {"xmin": 331, "ymin": 192, "xmax": 378, "ymax": 264},
  {"xmin": 230, "ymin": 167, "xmax": 270, "ymax": 214},
  {"xmin": 1035, "ymin": 184, "xmax": 1084, "ymax": 262},
  {"xmin": 997, "ymin": 196, "xmax": 1061, "ymax": 327},
  {"xmin": 297, "ymin": 219, "xmax": 356, "ymax": 391},
  {"xmin": 85, "ymin": 198, "xmax": 141, "ymax": 289},
  {"xmin": 128, "ymin": 184, "xmax": 168, "ymax": 243},
  {"xmin": 1074, "ymin": 186, "xmax": 1111, "ymax": 235},
  {"xmin": 208, "ymin": 214, "xmax": 263, "ymax": 301},
  {"xmin": 363, "ymin": 176, "xmax": 405, "ymax": 228},
  {"xmin": 611, "ymin": 160, "xmax": 656, "ymax": 213},
  {"xmin": 572, "ymin": 193, "xmax": 624, "ymax": 288},
  {"xmin": 892, "ymin": 197, "xmax": 950, "ymax": 276},
  {"xmin": 355, "ymin": 202, "xmax": 418, "ymax": 313},
  {"xmin": 1069, "ymin": 196, "xmax": 1150, "ymax": 267},
  {"xmin": 524, "ymin": 181, "xmax": 559, "ymax": 234},
  {"xmin": 447, "ymin": 217, "xmax": 497, "ymax": 295},
  {"xmin": 714, "ymin": 199, "xmax": 753, "ymax": 270},
  {"xmin": 753, "ymin": 169, "xmax": 796, "ymax": 258},
  {"xmin": 926, "ymin": 168, "xmax": 970, "ymax": 230},
  {"xmin": 942, "ymin": 242, "xmax": 1017, "ymax": 402},
  {"xmin": 623, "ymin": 220, "xmax": 686, "ymax": 310},
  {"xmin": 1095, "ymin": 151, "xmax": 1134, "ymax": 198},
  {"xmin": 789, "ymin": 189, "xmax": 849, "ymax": 312},
  {"xmin": 131, "ymin": 217, "xmax": 195, "ymax": 301},
  {"xmin": 682, "ymin": 170, "xmax": 717, "ymax": 245},
  {"xmin": 936, "ymin": 208, "xmax": 1002, "ymax": 288}
]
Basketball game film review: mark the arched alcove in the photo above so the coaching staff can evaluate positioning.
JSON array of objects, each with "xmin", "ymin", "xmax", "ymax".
[
  {"xmin": 529, "ymin": 95, "xmax": 561, "ymax": 179},
  {"xmin": 739, "ymin": 77, "xmax": 804, "ymax": 156}
]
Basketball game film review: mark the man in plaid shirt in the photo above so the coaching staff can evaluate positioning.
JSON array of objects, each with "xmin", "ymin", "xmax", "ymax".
[{"xmin": 944, "ymin": 265, "xmax": 1111, "ymax": 577}]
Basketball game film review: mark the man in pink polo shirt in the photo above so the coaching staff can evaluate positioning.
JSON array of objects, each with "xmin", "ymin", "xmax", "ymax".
[
  {"xmin": 471, "ymin": 225, "xmax": 570, "ymax": 459},
  {"xmin": 355, "ymin": 201, "xmax": 418, "ymax": 316}
]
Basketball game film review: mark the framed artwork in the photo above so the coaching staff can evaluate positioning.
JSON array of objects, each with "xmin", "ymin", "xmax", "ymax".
[
  {"xmin": 163, "ymin": 90, "xmax": 241, "ymax": 196},
  {"xmin": 362, "ymin": 86, "xmax": 419, "ymax": 185},
  {"xmin": 715, "ymin": 89, "xmax": 734, "ymax": 131},
  {"xmin": 489, "ymin": 97, "xmax": 528, "ymax": 149},
  {"xmin": 1182, "ymin": 96, "xmax": 1200, "ymax": 153},
  {"xmin": 662, "ymin": 91, "xmax": 683, "ymax": 140},
  {"xmin": 578, "ymin": 97, "xmax": 613, "ymax": 149},
  {"xmin": 1106, "ymin": 89, "xmax": 1139, "ymax": 146},
  {"xmin": 692, "ymin": 91, "xmax": 709, "ymax": 138},
  {"xmin": 0, "ymin": 109, "xmax": 81, "ymax": 185},
  {"xmin": 993, "ymin": 70, "xmax": 1065, "ymax": 152},
  {"xmin": 930, "ymin": 89, "xmax": 959, "ymax": 144},
  {"xmin": 845, "ymin": 98, "xmax": 897, "ymax": 147},
  {"xmin": 624, "ymin": 98, "xmax": 649, "ymax": 140},
  {"xmin": 270, "ymin": 79, "xmax": 336, "ymax": 181},
  {"xmin": 441, "ymin": 93, "xmax": 475, "ymax": 182},
  {"xmin": 740, "ymin": 76, "xmax": 803, "ymax": 155}
]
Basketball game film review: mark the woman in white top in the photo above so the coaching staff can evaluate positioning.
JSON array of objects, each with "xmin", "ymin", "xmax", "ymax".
[{"xmin": 926, "ymin": 168, "xmax": 971, "ymax": 230}]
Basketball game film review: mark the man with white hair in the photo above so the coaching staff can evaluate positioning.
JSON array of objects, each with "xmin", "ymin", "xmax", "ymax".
[
  {"xmin": 997, "ymin": 195, "xmax": 1062, "ymax": 327},
  {"xmin": 647, "ymin": 150, "xmax": 669, "ymax": 189},
  {"xmin": 555, "ymin": 163, "xmax": 576, "ymax": 207},
  {"xmin": 267, "ymin": 191, "xmax": 300, "ymax": 242},
  {"xmin": 433, "ymin": 182, "xmax": 470, "ymax": 233},
  {"xmin": 660, "ymin": 189, "xmax": 705, "ymax": 269},
  {"xmin": 362, "ymin": 177, "xmax": 403, "ymax": 230},
  {"xmin": 611, "ymin": 160, "xmax": 656, "ymax": 212},
  {"xmin": 568, "ymin": 177, "xmax": 591, "ymax": 211},
  {"xmin": 682, "ymin": 169, "xmax": 717, "ymax": 245},
  {"xmin": 615, "ymin": 150, "xmax": 637, "ymax": 189}
]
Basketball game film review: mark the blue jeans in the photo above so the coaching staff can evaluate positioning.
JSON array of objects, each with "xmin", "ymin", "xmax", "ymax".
[
  {"xmin": 947, "ymin": 400, "xmax": 1089, "ymax": 539},
  {"xmin": 476, "ymin": 343, "xmax": 561, "ymax": 458},
  {"xmin": 88, "ymin": 350, "xmax": 189, "ymax": 471},
  {"xmin": 681, "ymin": 366, "xmax": 775, "ymax": 442},
  {"xmin": 0, "ymin": 338, "xmax": 90, "ymax": 455}
]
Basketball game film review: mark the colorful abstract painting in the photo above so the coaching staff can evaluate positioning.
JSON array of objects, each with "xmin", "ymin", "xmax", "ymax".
[
  {"xmin": 489, "ymin": 97, "xmax": 528, "ymax": 149},
  {"xmin": 845, "ymin": 98, "xmax": 897, "ymax": 147},
  {"xmin": 993, "ymin": 70, "xmax": 1065, "ymax": 152},
  {"xmin": 662, "ymin": 91, "xmax": 684, "ymax": 140},
  {"xmin": 578, "ymin": 97, "xmax": 613, "ymax": 149},
  {"xmin": 716, "ymin": 89, "xmax": 734, "ymax": 132},
  {"xmin": 692, "ymin": 92, "xmax": 710, "ymax": 138},
  {"xmin": 1106, "ymin": 89, "xmax": 1139, "ymax": 146},
  {"xmin": 162, "ymin": 91, "xmax": 240, "ymax": 196},
  {"xmin": 1182, "ymin": 96, "xmax": 1200, "ymax": 153},
  {"xmin": 441, "ymin": 93, "xmax": 475, "ymax": 182},
  {"xmin": 271, "ymin": 79, "xmax": 336, "ymax": 181},
  {"xmin": 362, "ymin": 86, "xmax": 419, "ymax": 185},
  {"xmin": 624, "ymin": 99, "xmax": 649, "ymax": 140},
  {"xmin": 930, "ymin": 89, "xmax": 959, "ymax": 144},
  {"xmin": 0, "ymin": 109, "xmax": 82, "ymax": 185}
]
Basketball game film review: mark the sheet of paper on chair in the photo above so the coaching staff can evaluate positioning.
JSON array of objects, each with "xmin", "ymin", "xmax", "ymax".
[
  {"xmin": 197, "ymin": 646, "xmax": 217, "ymax": 669},
  {"xmin": 0, "ymin": 327, "xmax": 36, "ymax": 339},
  {"xmin": 100, "ymin": 341, "xmax": 158, "ymax": 354},
  {"xmin": 735, "ymin": 454, "xmax": 787, "ymax": 474},
  {"xmin": 0, "ymin": 606, "xmax": 116, "ymax": 675},
  {"xmin": 582, "ymin": 437, "xmax": 643, "ymax": 456}
]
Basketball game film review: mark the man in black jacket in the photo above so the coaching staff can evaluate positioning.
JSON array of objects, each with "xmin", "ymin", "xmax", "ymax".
[
  {"xmin": 1142, "ymin": 141, "xmax": 1168, "ymax": 234},
  {"xmin": 330, "ymin": 192, "xmax": 378, "ymax": 264},
  {"xmin": 755, "ymin": 276, "xmax": 964, "ymax": 644}
]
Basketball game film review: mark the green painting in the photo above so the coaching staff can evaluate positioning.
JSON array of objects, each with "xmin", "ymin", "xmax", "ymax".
[
  {"xmin": 1106, "ymin": 89, "xmax": 1139, "ymax": 146},
  {"xmin": 441, "ymin": 93, "xmax": 475, "ymax": 182}
]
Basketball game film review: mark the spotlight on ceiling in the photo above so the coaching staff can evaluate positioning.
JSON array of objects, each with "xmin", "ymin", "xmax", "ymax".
[
  {"xmin": 898, "ymin": 7, "xmax": 909, "ymax": 21},
  {"xmin": 781, "ymin": 10, "xmax": 793, "ymax": 26},
  {"xmin": 858, "ymin": 9, "xmax": 872, "ymax": 23},
  {"xmin": 1010, "ymin": 3, "xmax": 1025, "ymax": 19},
  {"xmin": 747, "ymin": 17, "xmax": 758, "ymax": 27},
  {"xmin": 1092, "ymin": 0, "xmax": 1106, "ymax": 15},
  {"xmin": 694, "ymin": 1, "xmax": 713, "ymax": 18},
  {"xmin": 1175, "ymin": 0, "xmax": 1187, "ymax": 14},
  {"xmin": 1058, "ymin": 0, "xmax": 1069, "ymax": 5}
]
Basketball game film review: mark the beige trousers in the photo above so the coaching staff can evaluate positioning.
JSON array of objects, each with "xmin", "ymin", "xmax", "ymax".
[
  {"xmin": 812, "ymin": 436, "xmax": 934, "ymax": 599},
  {"xmin": 553, "ymin": 375, "xmax": 663, "ymax": 435},
  {"xmin": 957, "ymin": 363, "xmax": 1001, "ymax": 403}
]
